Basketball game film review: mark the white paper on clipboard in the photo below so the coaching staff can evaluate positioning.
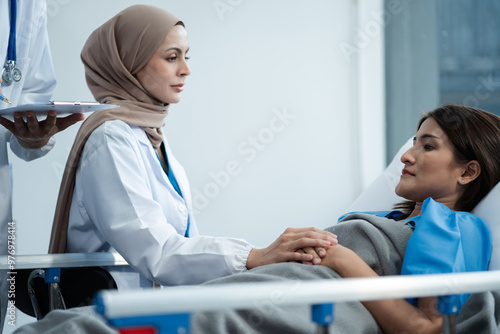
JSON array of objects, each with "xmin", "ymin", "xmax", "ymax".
[{"xmin": 0, "ymin": 101, "xmax": 119, "ymax": 120}]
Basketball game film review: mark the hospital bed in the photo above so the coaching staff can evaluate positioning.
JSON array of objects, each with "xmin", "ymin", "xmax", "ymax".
[
  {"xmin": 2, "ymin": 256, "xmax": 499, "ymax": 333},
  {"xmin": 2, "ymin": 138, "xmax": 500, "ymax": 333}
]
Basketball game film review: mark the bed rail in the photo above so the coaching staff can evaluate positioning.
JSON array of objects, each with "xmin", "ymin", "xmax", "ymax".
[
  {"xmin": 1, "ymin": 253, "xmax": 127, "ymax": 319},
  {"xmin": 0, "ymin": 252, "xmax": 127, "ymax": 270},
  {"xmin": 95, "ymin": 270, "xmax": 500, "ymax": 334}
]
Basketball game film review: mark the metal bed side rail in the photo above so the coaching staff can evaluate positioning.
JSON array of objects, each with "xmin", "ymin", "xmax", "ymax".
[
  {"xmin": 95, "ymin": 270, "xmax": 500, "ymax": 334},
  {"xmin": 0, "ymin": 252, "xmax": 128, "ymax": 270},
  {"xmin": 1, "ymin": 252, "xmax": 128, "ymax": 320}
]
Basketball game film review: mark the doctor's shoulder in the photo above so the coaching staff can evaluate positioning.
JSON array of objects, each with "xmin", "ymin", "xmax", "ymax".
[{"xmin": 84, "ymin": 120, "xmax": 143, "ymax": 154}]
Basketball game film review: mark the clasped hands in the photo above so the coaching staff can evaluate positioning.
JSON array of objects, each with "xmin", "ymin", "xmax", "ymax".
[{"xmin": 246, "ymin": 227, "xmax": 339, "ymax": 269}]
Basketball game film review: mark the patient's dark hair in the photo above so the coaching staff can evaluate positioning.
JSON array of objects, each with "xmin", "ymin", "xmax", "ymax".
[{"xmin": 395, "ymin": 104, "xmax": 500, "ymax": 214}]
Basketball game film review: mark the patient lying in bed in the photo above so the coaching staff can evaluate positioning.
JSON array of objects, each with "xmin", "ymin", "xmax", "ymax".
[
  {"xmin": 13, "ymin": 105, "xmax": 500, "ymax": 333},
  {"xmin": 192, "ymin": 200, "xmax": 493, "ymax": 334}
]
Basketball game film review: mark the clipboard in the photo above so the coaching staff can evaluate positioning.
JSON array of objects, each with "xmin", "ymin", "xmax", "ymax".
[{"xmin": 0, "ymin": 101, "xmax": 119, "ymax": 120}]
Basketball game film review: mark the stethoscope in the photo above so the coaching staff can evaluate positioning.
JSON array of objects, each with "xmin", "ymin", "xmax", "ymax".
[{"xmin": 2, "ymin": 0, "xmax": 21, "ymax": 86}]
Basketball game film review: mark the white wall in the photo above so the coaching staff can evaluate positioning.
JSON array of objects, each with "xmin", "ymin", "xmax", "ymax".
[{"xmin": 9, "ymin": 0, "xmax": 385, "ymax": 254}]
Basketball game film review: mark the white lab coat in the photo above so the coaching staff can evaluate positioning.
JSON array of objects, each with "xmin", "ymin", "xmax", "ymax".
[
  {"xmin": 0, "ymin": 0, "xmax": 56, "ymax": 330},
  {"xmin": 0, "ymin": 0, "xmax": 56, "ymax": 254},
  {"xmin": 67, "ymin": 120, "xmax": 253, "ymax": 289}
]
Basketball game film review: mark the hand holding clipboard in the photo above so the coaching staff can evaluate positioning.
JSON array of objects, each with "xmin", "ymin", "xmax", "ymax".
[
  {"xmin": 0, "ymin": 101, "xmax": 119, "ymax": 120},
  {"xmin": 0, "ymin": 101, "xmax": 118, "ymax": 149}
]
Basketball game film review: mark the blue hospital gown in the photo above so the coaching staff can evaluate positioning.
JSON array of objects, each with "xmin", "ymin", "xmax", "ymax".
[
  {"xmin": 401, "ymin": 198, "xmax": 491, "ymax": 308},
  {"xmin": 340, "ymin": 197, "xmax": 491, "ymax": 309}
]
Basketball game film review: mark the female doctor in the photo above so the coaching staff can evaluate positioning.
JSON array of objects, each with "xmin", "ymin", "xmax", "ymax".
[{"xmin": 48, "ymin": 5, "xmax": 337, "ymax": 290}]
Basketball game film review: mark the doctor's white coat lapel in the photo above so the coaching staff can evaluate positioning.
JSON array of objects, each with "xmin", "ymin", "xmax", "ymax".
[
  {"xmin": 162, "ymin": 137, "xmax": 199, "ymax": 236},
  {"xmin": 134, "ymin": 127, "xmax": 197, "ymax": 237}
]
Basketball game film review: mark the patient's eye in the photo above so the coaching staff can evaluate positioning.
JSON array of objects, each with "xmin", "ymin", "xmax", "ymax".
[{"xmin": 423, "ymin": 144, "xmax": 434, "ymax": 151}]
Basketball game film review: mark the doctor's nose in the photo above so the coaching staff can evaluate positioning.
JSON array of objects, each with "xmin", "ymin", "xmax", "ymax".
[{"xmin": 179, "ymin": 59, "xmax": 191, "ymax": 77}]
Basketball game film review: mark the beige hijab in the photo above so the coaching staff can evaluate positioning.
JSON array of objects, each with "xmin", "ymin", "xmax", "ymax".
[{"xmin": 49, "ymin": 5, "xmax": 183, "ymax": 253}]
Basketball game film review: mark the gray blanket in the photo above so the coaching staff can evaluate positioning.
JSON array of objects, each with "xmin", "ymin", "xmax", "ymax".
[
  {"xmin": 190, "ymin": 213, "xmax": 411, "ymax": 333},
  {"xmin": 12, "ymin": 214, "xmax": 500, "ymax": 333}
]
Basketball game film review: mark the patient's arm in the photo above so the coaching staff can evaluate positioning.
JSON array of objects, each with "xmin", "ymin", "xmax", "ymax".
[{"xmin": 322, "ymin": 245, "xmax": 442, "ymax": 334}]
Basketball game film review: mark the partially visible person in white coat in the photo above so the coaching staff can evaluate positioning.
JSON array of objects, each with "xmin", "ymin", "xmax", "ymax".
[
  {"xmin": 48, "ymin": 5, "xmax": 338, "ymax": 290},
  {"xmin": 0, "ymin": 0, "xmax": 83, "ymax": 331}
]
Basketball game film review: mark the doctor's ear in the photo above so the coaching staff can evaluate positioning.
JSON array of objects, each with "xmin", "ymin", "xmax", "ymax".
[{"xmin": 460, "ymin": 160, "xmax": 481, "ymax": 185}]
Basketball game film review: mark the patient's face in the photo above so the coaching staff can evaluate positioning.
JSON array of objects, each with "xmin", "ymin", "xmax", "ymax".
[
  {"xmin": 395, "ymin": 118, "xmax": 465, "ymax": 207},
  {"xmin": 136, "ymin": 25, "xmax": 191, "ymax": 104}
]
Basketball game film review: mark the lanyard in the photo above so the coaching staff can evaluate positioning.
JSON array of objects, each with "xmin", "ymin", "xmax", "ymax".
[{"xmin": 2, "ymin": 0, "xmax": 21, "ymax": 86}]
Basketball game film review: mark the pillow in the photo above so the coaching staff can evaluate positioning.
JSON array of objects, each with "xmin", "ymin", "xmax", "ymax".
[
  {"xmin": 472, "ymin": 182, "xmax": 500, "ymax": 270},
  {"xmin": 346, "ymin": 138, "xmax": 411, "ymax": 213},
  {"xmin": 347, "ymin": 137, "xmax": 500, "ymax": 271}
]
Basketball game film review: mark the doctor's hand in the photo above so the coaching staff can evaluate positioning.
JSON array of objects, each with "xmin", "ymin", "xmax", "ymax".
[
  {"xmin": 246, "ymin": 227, "xmax": 338, "ymax": 269},
  {"xmin": 0, "ymin": 110, "xmax": 85, "ymax": 149}
]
